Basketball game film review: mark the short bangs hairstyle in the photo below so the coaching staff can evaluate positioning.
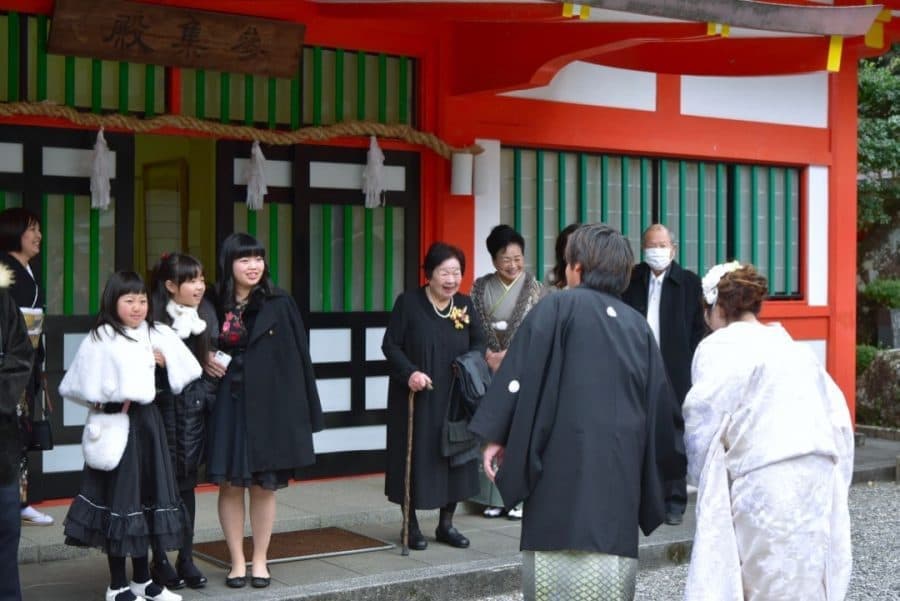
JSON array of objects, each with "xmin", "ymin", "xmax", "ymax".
[
  {"xmin": 217, "ymin": 232, "xmax": 272, "ymax": 305},
  {"xmin": 0, "ymin": 208, "xmax": 40, "ymax": 253},
  {"xmin": 565, "ymin": 223, "xmax": 634, "ymax": 294},
  {"xmin": 486, "ymin": 225, "xmax": 525, "ymax": 259},
  {"xmin": 423, "ymin": 242, "xmax": 466, "ymax": 280},
  {"xmin": 92, "ymin": 271, "xmax": 152, "ymax": 340}
]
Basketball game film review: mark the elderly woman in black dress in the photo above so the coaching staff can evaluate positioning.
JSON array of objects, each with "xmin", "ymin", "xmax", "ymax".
[{"xmin": 382, "ymin": 242, "xmax": 486, "ymax": 550}]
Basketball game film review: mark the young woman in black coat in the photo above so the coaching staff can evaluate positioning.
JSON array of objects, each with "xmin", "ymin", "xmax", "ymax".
[
  {"xmin": 0, "ymin": 262, "xmax": 35, "ymax": 601},
  {"xmin": 148, "ymin": 253, "xmax": 218, "ymax": 590},
  {"xmin": 206, "ymin": 233, "xmax": 323, "ymax": 589},
  {"xmin": 0, "ymin": 207, "xmax": 53, "ymax": 526}
]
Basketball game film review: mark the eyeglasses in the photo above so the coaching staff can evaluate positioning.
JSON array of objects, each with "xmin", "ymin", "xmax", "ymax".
[{"xmin": 497, "ymin": 255, "xmax": 524, "ymax": 266}]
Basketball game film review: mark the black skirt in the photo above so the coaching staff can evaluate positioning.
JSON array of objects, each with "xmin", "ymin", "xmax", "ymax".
[
  {"xmin": 206, "ymin": 355, "xmax": 292, "ymax": 491},
  {"xmin": 63, "ymin": 403, "xmax": 187, "ymax": 557}
]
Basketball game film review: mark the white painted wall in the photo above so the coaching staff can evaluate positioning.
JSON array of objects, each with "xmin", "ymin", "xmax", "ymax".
[
  {"xmin": 473, "ymin": 139, "xmax": 502, "ymax": 278},
  {"xmin": 807, "ymin": 166, "xmax": 829, "ymax": 307},
  {"xmin": 503, "ymin": 62, "xmax": 656, "ymax": 112},
  {"xmin": 681, "ymin": 72, "xmax": 829, "ymax": 128}
]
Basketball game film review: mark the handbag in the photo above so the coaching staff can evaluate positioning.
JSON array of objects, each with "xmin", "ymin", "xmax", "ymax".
[
  {"xmin": 82, "ymin": 401, "xmax": 131, "ymax": 471},
  {"xmin": 26, "ymin": 375, "xmax": 54, "ymax": 451}
]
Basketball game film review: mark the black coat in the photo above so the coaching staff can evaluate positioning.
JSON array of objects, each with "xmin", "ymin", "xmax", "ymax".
[
  {"xmin": 382, "ymin": 288, "xmax": 486, "ymax": 509},
  {"xmin": 621, "ymin": 261, "xmax": 706, "ymax": 404},
  {"xmin": 469, "ymin": 287, "xmax": 684, "ymax": 558},
  {"xmin": 0, "ymin": 253, "xmax": 43, "ymax": 403},
  {"xmin": 212, "ymin": 289, "xmax": 324, "ymax": 474},
  {"xmin": 155, "ymin": 299, "xmax": 218, "ymax": 488},
  {"xmin": 0, "ymin": 284, "xmax": 34, "ymax": 485}
]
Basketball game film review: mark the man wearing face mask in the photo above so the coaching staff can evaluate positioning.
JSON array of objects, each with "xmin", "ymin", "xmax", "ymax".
[{"xmin": 621, "ymin": 224, "xmax": 705, "ymax": 526}]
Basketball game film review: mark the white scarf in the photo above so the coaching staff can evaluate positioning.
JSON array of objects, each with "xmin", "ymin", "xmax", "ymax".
[{"xmin": 166, "ymin": 300, "xmax": 207, "ymax": 339}]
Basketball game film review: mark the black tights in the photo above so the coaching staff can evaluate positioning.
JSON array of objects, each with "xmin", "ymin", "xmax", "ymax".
[
  {"xmin": 404, "ymin": 502, "xmax": 457, "ymax": 533},
  {"xmin": 152, "ymin": 487, "xmax": 196, "ymax": 565},
  {"xmin": 108, "ymin": 555, "xmax": 150, "ymax": 589}
]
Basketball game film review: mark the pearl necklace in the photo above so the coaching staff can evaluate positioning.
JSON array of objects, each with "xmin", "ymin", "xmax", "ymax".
[{"xmin": 425, "ymin": 287, "xmax": 454, "ymax": 318}]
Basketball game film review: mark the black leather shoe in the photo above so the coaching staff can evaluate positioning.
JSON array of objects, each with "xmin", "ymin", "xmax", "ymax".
[
  {"xmin": 665, "ymin": 511, "xmax": 684, "ymax": 526},
  {"xmin": 176, "ymin": 558, "xmax": 207, "ymax": 589},
  {"xmin": 251, "ymin": 576, "xmax": 271, "ymax": 588},
  {"xmin": 435, "ymin": 526, "xmax": 470, "ymax": 548},
  {"xmin": 404, "ymin": 527, "xmax": 428, "ymax": 550},
  {"xmin": 225, "ymin": 575, "xmax": 247, "ymax": 589},
  {"xmin": 150, "ymin": 560, "xmax": 185, "ymax": 590}
]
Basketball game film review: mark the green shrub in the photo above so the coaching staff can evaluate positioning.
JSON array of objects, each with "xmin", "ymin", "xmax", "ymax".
[
  {"xmin": 857, "ymin": 344, "xmax": 880, "ymax": 375},
  {"xmin": 862, "ymin": 278, "xmax": 900, "ymax": 309}
]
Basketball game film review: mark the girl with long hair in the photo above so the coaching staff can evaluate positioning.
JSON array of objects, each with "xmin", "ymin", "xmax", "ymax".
[
  {"xmin": 148, "ymin": 253, "xmax": 218, "ymax": 590},
  {"xmin": 206, "ymin": 233, "xmax": 323, "ymax": 589}
]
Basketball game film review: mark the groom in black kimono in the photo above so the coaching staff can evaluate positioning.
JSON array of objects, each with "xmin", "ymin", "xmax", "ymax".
[{"xmin": 469, "ymin": 223, "xmax": 684, "ymax": 565}]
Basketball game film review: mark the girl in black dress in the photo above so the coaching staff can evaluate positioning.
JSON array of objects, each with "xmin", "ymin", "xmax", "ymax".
[
  {"xmin": 382, "ymin": 242, "xmax": 486, "ymax": 550},
  {"xmin": 60, "ymin": 272, "xmax": 201, "ymax": 601},
  {"xmin": 206, "ymin": 233, "xmax": 323, "ymax": 589},
  {"xmin": 149, "ymin": 253, "xmax": 218, "ymax": 590}
]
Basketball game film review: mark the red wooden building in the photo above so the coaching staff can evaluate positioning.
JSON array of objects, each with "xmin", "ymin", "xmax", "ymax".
[{"xmin": 0, "ymin": 0, "xmax": 896, "ymax": 498}]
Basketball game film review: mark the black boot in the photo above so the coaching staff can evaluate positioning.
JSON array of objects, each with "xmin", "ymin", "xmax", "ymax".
[
  {"xmin": 435, "ymin": 503, "xmax": 469, "ymax": 548},
  {"xmin": 401, "ymin": 507, "xmax": 428, "ymax": 550},
  {"xmin": 176, "ymin": 556, "xmax": 208, "ymax": 589},
  {"xmin": 150, "ymin": 556, "xmax": 185, "ymax": 590}
]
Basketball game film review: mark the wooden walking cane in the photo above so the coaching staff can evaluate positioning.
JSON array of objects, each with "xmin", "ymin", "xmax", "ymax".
[{"xmin": 401, "ymin": 389, "xmax": 415, "ymax": 556}]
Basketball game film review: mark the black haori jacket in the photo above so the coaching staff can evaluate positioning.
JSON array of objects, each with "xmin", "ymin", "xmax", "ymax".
[
  {"xmin": 469, "ymin": 287, "xmax": 685, "ymax": 558},
  {"xmin": 215, "ymin": 288, "xmax": 324, "ymax": 474}
]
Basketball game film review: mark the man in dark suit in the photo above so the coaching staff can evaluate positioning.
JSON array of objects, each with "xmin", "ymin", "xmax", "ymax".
[{"xmin": 622, "ymin": 224, "xmax": 705, "ymax": 525}]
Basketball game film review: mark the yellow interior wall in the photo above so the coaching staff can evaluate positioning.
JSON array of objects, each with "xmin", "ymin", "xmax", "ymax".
[{"xmin": 134, "ymin": 134, "xmax": 217, "ymax": 280}]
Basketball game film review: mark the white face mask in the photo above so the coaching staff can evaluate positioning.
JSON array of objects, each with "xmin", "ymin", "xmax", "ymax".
[{"xmin": 644, "ymin": 247, "xmax": 673, "ymax": 272}]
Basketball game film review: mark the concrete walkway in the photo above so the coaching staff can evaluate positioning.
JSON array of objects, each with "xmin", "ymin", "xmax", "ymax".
[{"xmin": 19, "ymin": 435, "xmax": 900, "ymax": 601}]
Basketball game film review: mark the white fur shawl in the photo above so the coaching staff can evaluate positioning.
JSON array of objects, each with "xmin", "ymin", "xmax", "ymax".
[{"xmin": 59, "ymin": 321, "xmax": 202, "ymax": 406}]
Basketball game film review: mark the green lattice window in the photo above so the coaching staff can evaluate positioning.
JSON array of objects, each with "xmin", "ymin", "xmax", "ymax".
[{"xmin": 502, "ymin": 148, "xmax": 801, "ymax": 297}]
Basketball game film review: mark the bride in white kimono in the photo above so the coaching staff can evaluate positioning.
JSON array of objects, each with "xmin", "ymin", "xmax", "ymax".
[{"xmin": 683, "ymin": 262, "xmax": 853, "ymax": 601}]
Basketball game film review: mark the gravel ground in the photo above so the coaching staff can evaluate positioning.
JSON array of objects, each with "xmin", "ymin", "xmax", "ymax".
[{"xmin": 477, "ymin": 481, "xmax": 900, "ymax": 600}]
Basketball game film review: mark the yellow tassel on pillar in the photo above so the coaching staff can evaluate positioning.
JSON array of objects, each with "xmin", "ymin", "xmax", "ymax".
[
  {"xmin": 562, "ymin": 3, "xmax": 589, "ymax": 19},
  {"xmin": 865, "ymin": 22, "xmax": 884, "ymax": 49},
  {"xmin": 827, "ymin": 35, "xmax": 843, "ymax": 73},
  {"xmin": 706, "ymin": 23, "xmax": 730, "ymax": 37}
]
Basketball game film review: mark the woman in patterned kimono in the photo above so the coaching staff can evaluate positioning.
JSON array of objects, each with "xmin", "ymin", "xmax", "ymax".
[
  {"xmin": 682, "ymin": 263, "xmax": 853, "ymax": 601},
  {"xmin": 469, "ymin": 225, "xmax": 545, "ymax": 519}
]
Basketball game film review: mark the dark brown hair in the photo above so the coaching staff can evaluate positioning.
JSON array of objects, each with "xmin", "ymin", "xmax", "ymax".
[
  {"xmin": 712, "ymin": 265, "xmax": 768, "ymax": 320},
  {"xmin": 565, "ymin": 223, "xmax": 633, "ymax": 294}
]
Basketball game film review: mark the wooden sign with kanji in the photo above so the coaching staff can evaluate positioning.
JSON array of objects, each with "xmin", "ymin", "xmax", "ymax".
[{"xmin": 49, "ymin": 0, "xmax": 305, "ymax": 79}]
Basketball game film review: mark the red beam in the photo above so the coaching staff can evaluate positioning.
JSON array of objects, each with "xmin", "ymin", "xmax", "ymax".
[{"xmin": 449, "ymin": 21, "xmax": 705, "ymax": 96}]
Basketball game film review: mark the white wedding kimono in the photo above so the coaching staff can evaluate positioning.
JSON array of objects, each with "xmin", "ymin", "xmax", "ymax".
[{"xmin": 683, "ymin": 321, "xmax": 853, "ymax": 601}]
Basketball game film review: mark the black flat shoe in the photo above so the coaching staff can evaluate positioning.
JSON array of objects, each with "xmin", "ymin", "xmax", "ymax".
[
  {"xmin": 403, "ymin": 527, "xmax": 428, "ymax": 551},
  {"xmin": 176, "ymin": 558, "xmax": 207, "ymax": 589},
  {"xmin": 435, "ymin": 526, "xmax": 470, "ymax": 549},
  {"xmin": 251, "ymin": 576, "xmax": 271, "ymax": 588},
  {"xmin": 150, "ymin": 560, "xmax": 185, "ymax": 590},
  {"xmin": 225, "ymin": 576, "xmax": 246, "ymax": 589}
]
